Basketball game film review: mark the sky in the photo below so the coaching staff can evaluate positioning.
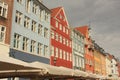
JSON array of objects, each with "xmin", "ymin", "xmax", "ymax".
[{"xmin": 43, "ymin": 0, "xmax": 120, "ymax": 59}]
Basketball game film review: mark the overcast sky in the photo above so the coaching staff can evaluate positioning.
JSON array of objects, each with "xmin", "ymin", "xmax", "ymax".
[{"xmin": 43, "ymin": 0, "xmax": 120, "ymax": 59}]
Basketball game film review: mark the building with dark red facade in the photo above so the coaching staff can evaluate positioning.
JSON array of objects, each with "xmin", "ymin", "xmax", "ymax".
[
  {"xmin": 0, "ymin": 0, "xmax": 13, "ymax": 55},
  {"xmin": 50, "ymin": 7, "xmax": 72, "ymax": 68},
  {"xmin": 76, "ymin": 26, "xmax": 94, "ymax": 73}
]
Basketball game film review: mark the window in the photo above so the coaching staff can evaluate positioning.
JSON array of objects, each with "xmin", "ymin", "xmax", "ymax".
[
  {"xmin": 45, "ymin": 12, "xmax": 48, "ymax": 21},
  {"xmin": 0, "ymin": 25, "xmax": 6, "ymax": 42},
  {"xmin": 51, "ymin": 31, "xmax": 54, "ymax": 39},
  {"xmin": 17, "ymin": 0, "xmax": 22, "ymax": 4},
  {"xmin": 63, "ymin": 27, "xmax": 65, "ymax": 33},
  {"xmin": 66, "ymin": 29, "xmax": 68, "ymax": 34},
  {"xmin": 44, "ymin": 45, "xmax": 48, "ymax": 56},
  {"xmin": 67, "ymin": 52, "xmax": 69, "ymax": 61},
  {"xmin": 0, "ymin": 1, "xmax": 8, "ymax": 18},
  {"xmin": 63, "ymin": 37, "xmax": 65, "ymax": 44},
  {"xmin": 38, "ymin": 24, "xmax": 42, "ymax": 35},
  {"xmin": 56, "ymin": 21, "xmax": 58, "ymax": 28},
  {"xmin": 59, "ymin": 24, "xmax": 62, "ymax": 30},
  {"xmin": 55, "ymin": 48, "xmax": 58, "ymax": 57},
  {"xmin": 59, "ymin": 49, "xmax": 62, "ymax": 59},
  {"xmin": 63, "ymin": 51, "xmax": 65, "ymax": 60},
  {"xmin": 15, "ymin": 11, "xmax": 22, "ymax": 24},
  {"xmin": 31, "ymin": 20, "xmax": 36, "ymax": 32},
  {"xmin": 51, "ymin": 46, "xmax": 54, "ymax": 56},
  {"xmin": 30, "ymin": 40, "xmax": 36, "ymax": 53},
  {"xmin": 37, "ymin": 43, "xmax": 42, "ymax": 55},
  {"xmin": 26, "ymin": 0, "xmax": 31, "ymax": 12},
  {"xmin": 59, "ymin": 35, "xmax": 62, "ymax": 43},
  {"xmin": 44, "ymin": 28, "xmax": 48, "ymax": 38},
  {"xmin": 24, "ymin": 16, "xmax": 30, "ymax": 28},
  {"xmin": 55, "ymin": 33, "xmax": 58, "ymax": 41},
  {"xmin": 32, "ymin": 3, "xmax": 37, "ymax": 14},
  {"xmin": 22, "ymin": 37, "xmax": 28, "ymax": 51},
  {"xmin": 13, "ymin": 33, "xmax": 20, "ymax": 49}
]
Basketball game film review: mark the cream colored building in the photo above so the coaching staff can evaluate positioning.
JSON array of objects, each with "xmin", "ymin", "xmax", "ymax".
[{"xmin": 106, "ymin": 55, "xmax": 111, "ymax": 77}]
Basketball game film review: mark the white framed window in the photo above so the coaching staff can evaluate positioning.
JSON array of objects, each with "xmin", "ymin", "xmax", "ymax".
[
  {"xmin": 45, "ymin": 12, "xmax": 48, "ymax": 21},
  {"xmin": 66, "ymin": 29, "xmax": 68, "ymax": 34},
  {"xmin": 66, "ymin": 40, "xmax": 69, "ymax": 46},
  {"xmin": 22, "ymin": 37, "xmax": 28, "ymax": 51},
  {"xmin": 30, "ymin": 40, "xmax": 36, "ymax": 53},
  {"xmin": 32, "ymin": 2, "xmax": 37, "ymax": 14},
  {"xmin": 51, "ymin": 46, "xmax": 54, "ymax": 56},
  {"xmin": 67, "ymin": 52, "xmax": 69, "ymax": 61},
  {"xmin": 63, "ymin": 37, "xmax": 65, "ymax": 44},
  {"xmin": 59, "ymin": 24, "xmax": 62, "ymax": 30},
  {"xmin": 38, "ymin": 24, "xmax": 43, "ymax": 35},
  {"xmin": 44, "ymin": 28, "xmax": 48, "ymax": 38},
  {"xmin": 65, "ymin": 52, "xmax": 67, "ymax": 60},
  {"xmin": 55, "ymin": 47, "xmax": 58, "ymax": 57},
  {"xmin": 0, "ymin": 2, "xmax": 8, "ymax": 18},
  {"xmin": 26, "ymin": 0, "xmax": 31, "ymax": 13},
  {"xmin": 56, "ymin": 21, "xmax": 58, "ymax": 28},
  {"xmin": 31, "ymin": 20, "xmax": 36, "ymax": 32},
  {"xmin": 63, "ymin": 51, "xmax": 65, "ymax": 60},
  {"xmin": 59, "ymin": 35, "xmax": 62, "ymax": 43},
  {"xmin": 17, "ymin": 0, "xmax": 22, "ymax": 4},
  {"xmin": 15, "ymin": 11, "xmax": 22, "ymax": 24},
  {"xmin": 59, "ymin": 49, "xmax": 62, "ymax": 59},
  {"xmin": 44, "ymin": 45, "xmax": 48, "ymax": 56},
  {"xmin": 37, "ymin": 43, "xmax": 42, "ymax": 55},
  {"xmin": 55, "ymin": 33, "xmax": 58, "ymax": 41},
  {"xmin": 13, "ymin": 33, "xmax": 21, "ymax": 49},
  {"xmin": 0, "ymin": 25, "xmax": 6, "ymax": 42},
  {"xmin": 63, "ymin": 27, "xmax": 65, "ymax": 33},
  {"xmin": 24, "ymin": 16, "xmax": 30, "ymax": 28},
  {"xmin": 51, "ymin": 31, "xmax": 54, "ymax": 39}
]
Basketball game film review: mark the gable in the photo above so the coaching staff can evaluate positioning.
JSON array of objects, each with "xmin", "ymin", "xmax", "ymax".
[{"xmin": 53, "ymin": 7, "xmax": 69, "ymax": 28}]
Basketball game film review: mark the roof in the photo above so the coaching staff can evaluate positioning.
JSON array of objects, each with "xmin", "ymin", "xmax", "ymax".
[
  {"xmin": 51, "ymin": 7, "xmax": 69, "ymax": 27},
  {"xmin": 75, "ymin": 25, "xmax": 89, "ymax": 37},
  {"xmin": 51, "ymin": 7, "xmax": 62, "ymax": 17}
]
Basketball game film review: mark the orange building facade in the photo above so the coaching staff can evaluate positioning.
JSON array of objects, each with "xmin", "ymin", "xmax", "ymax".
[
  {"xmin": 93, "ymin": 42, "xmax": 106, "ymax": 75},
  {"xmin": 76, "ymin": 26, "xmax": 94, "ymax": 73}
]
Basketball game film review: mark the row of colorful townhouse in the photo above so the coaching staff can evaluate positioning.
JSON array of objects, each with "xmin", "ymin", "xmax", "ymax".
[{"xmin": 0, "ymin": 0, "xmax": 120, "ymax": 80}]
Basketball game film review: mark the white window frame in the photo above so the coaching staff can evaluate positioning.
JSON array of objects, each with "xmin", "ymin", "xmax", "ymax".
[
  {"xmin": 37, "ymin": 43, "xmax": 42, "ymax": 55},
  {"xmin": 59, "ymin": 24, "xmax": 62, "ymax": 30},
  {"xmin": 51, "ymin": 46, "xmax": 54, "ymax": 56},
  {"xmin": 32, "ymin": 2, "xmax": 38, "ymax": 14},
  {"xmin": 26, "ymin": 0, "xmax": 31, "ymax": 13},
  {"xmin": 15, "ymin": 11, "xmax": 22, "ymax": 24},
  {"xmin": 59, "ymin": 49, "xmax": 62, "ymax": 59},
  {"xmin": 55, "ymin": 47, "xmax": 58, "ymax": 58},
  {"xmin": 0, "ymin": 25, "xmax": 6, "ymax": 42},
  {"xmin": 56, "ymin": 21, "xmax": 58, "ymax": 28},
  {"xmin": 30, "ymin": 40, "xmax": 36, "ymax": 53},
  {"xmin": 38, "ymin": 24, "xmax": 43, "ymax": 35},
  {"xmin": 31, "ymin": 20, "xmax": 36, "ymax": 32},
  {"xmin": 0, "ymin": 2, "xmax": 8, "ymax": 18},
  {"xmin": 22, "ymin": 37, "xmax": 28, "ymax": 51},
  {"xmin": 24, "ymin": 16, "xmax": 30, "ymax": 28},
  {"xmin": 55, "ymin": 33, "xmax": 58, "ymax": 41},
  {"xmin": 44, "ymin": 28, "xmax": 48, "ymax": 38},
  {"xmin": 13, "ymin": 33, "xmax": 21, "ymax": 49},
  {"xmin": 51, "ymin": 31, "xmax": 54, "ymax": 39},
  {"xmin": 44, "ymin": 45, "xmax": 48, "ymax": 56}
]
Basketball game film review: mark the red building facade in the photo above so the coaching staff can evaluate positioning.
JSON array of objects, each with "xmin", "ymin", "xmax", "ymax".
[
  {"xmin": 76, "ymin": 26, "xmax": 94, "ymax": 73},
  {"xmin": 50, "ymin": 7, "xmax": 72, "ymax": 68}
]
